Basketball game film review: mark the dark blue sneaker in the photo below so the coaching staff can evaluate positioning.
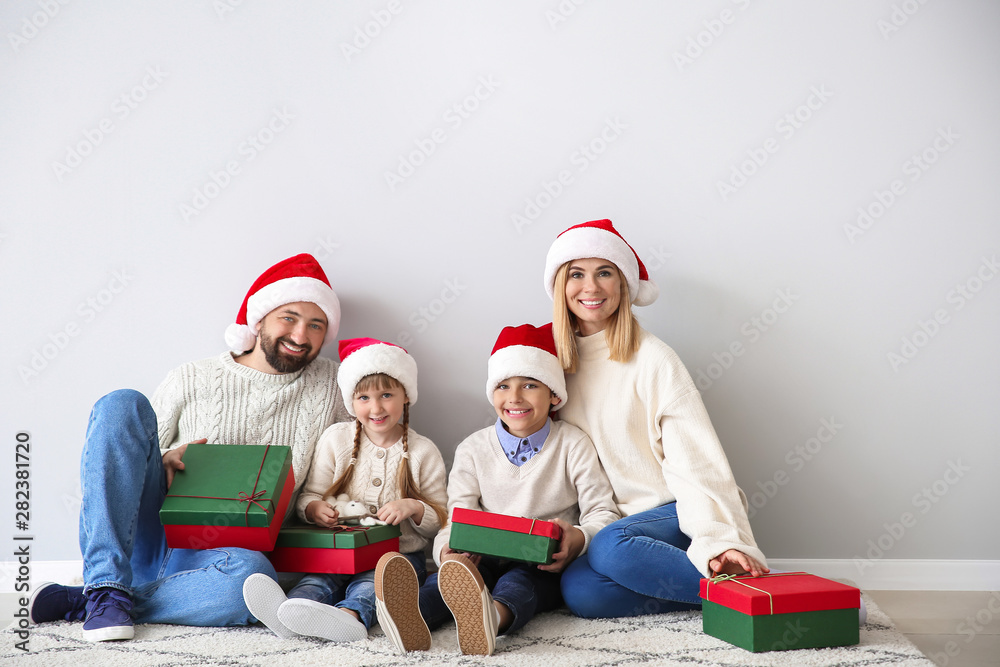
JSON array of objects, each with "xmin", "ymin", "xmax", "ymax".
[
  {"xmin": 28, "ymin": 582, "xmax": 87, "ymax": 623},
  {"xmin": 82, "ymin": 587, "xmax": 134, "ymax": 641}
]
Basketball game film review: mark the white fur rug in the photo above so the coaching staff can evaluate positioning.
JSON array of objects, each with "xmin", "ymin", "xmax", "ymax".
[{"xmin": 3, "ymin": 593, "xmax": 933, "ymax": 666}]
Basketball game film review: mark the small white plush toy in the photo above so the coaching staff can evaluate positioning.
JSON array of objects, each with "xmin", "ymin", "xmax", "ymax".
[{"xmin": 326, "ymin": 493, "xmax": 387, "ymax": 525}]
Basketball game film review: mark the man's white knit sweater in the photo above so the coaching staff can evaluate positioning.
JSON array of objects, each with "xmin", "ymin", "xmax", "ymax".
[
  {"xmin": 559, "ymin": 328, "xmax": 766, "ymax": 576},
  {"xmin": 295, "ymin": 422, "xmax": 448, "ymax": 555},
  {"xmin": 432, "ymin": 420, "xmax": 620, "ymax": 567},
  {"xmin": 151, "ymin": 352, "xmax": 351, "ymax": 497}
]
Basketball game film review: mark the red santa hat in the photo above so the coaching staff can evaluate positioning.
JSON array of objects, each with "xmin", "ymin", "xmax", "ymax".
[
  {"xmin": 486, "ymin": 323, "xmax": 567, "ymax": 411},
  {"xmin": 543, "ymin": 219, "xmax": 659, "ymax": 307},
  {"xmin": 224, "ymin": 253, "xmax": 341, "ymax": 354},
  {"xmin": 338, "ymin": 337, "xmax": 418, "ymax": 416}
]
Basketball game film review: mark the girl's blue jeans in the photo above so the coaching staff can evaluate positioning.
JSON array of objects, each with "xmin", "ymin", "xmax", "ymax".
[
  {"xmin": 79, "ymin": 389, "xmax": 276, "ymax": 625},
  {"xmin": 288, "ymin": 551, "xmax": 427, "ymax": 629},
  {"xmin": 560, "ymin": 502, "xmax": 704, "ymax": 618}
]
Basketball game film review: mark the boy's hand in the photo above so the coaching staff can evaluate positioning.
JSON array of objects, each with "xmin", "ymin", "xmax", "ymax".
[
  {"xmin": 378, "ymin": 499, "xmax": 424, "ymax": 526},
  {"xmin": 162, "ymin": 439, "xmax": 207, "ymax": 489},
  {"xmin": 306, "ymin": 500, "xmax": 340, "ymax": 528},
  {"xmin": 440, "ymin": 546, "xmax": 481, "ymax": 567},
  {"xmin": 537, "ymin": 519, "xmax": 584, "ymax": 573}
]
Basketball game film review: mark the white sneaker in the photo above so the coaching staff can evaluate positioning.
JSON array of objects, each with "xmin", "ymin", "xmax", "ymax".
[
  {"xmin": 242, "ymin": 573, "xmax": 296, "ymax": 639},
  {"xmin": 375, "ymin": 552, "xmax": 431, "ymax": 654},
  {"xmin": 438, "ymin": 554, "xmax": 500, "ymax": 656},
  {"xmin": 277, "ymin": 598, "xmax": 368, "ymax": 643}
]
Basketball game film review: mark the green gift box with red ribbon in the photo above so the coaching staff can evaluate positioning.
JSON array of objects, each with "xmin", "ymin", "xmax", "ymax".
[
  {"xmin": 159, "ymin": 443, "xmax": 294, "ymax": 551},
  {"xmin": 268, "ymin": 523, "xmax": 401, "ymax": 574},
  {"xmin": 699, "ymin": 572, "xmax": 860, "ymax": 652},
  {"xmin": 449, "ymin": 507, "xmax": 563, "ymax": 564}
]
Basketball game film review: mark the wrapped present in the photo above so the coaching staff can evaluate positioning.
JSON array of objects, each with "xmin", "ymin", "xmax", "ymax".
[
  {"xmin": 268, "ymin": 524, "xmax": 402, "ymax": 574},
  {"xmin": 700, "ymin": 572, "xmax": 860, "ymax": 652},
  {"xmin": 159, "ymin": 443, "xmax": 294, "ymax": 551},
  {"xmin": 449, "ymin": 507, "xmax": 562, "ymax": 564}
]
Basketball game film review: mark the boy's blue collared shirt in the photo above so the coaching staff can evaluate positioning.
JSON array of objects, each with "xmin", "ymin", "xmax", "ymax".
[{"xmin": 496, "ymin": 417, "xmax": 551, "ymax": 466}]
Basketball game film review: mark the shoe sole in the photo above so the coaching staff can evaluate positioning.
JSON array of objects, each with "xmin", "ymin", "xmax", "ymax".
[
  {"xmin": 277, "ymin": 599, "xmax": 368, "ymax": 643},
  {"xmin": 438, "ymin": 558, "xmax": 495, "ymax": 656},
  {"xmin": 374, "ymin": 553, "xmax": 431, "ymax": 653},
  {"xmin": 82, "ymin": 624, "xmax": 134, "ymax": 642},
  {"xmin": 243, "ymin": 573, "xmax": 296, "ymax": 640}
]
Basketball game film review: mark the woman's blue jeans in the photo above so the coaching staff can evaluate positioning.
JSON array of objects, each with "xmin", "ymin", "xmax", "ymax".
[
  {"xmin": 79, "ymin": 389, "xmax": 276, "ymax": 625},
  {"xmin": 560, "ymin": 503, "xmax": 703, "ymax": 618}
]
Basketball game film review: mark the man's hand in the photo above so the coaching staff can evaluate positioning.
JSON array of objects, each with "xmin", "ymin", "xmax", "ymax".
[
  {"xmin": 306, "ymin": 500, "xmax": 340, "ymax": 528},
  {"xmin": 537, "ymin": 518, "xmax": 584, "ymax": 573},
  {"xmin": 162, "ymin": 439, "xmax": 207, "ymax": 489},
  {"xmin": 708, "ymin": 549, "xmax": 769, "ymax": 578}
]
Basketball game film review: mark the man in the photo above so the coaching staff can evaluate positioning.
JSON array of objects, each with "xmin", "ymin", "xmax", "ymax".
[{"xmin": 28, "ymin": 253, "xmax": 351, "ymax": 641}]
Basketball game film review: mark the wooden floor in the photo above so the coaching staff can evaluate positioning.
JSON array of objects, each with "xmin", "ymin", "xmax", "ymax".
[
  {"xmin": 4, "ymin": 590, "xmax": 999, "ymax": 664},
  {"xmin": 867, "ymin": 590, "xmax": 1000, "ymax": 667}
]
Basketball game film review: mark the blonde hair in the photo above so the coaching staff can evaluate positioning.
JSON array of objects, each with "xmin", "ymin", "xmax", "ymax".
[
  {"xmin": 552, "ymin": 261, "xmax": 640, "ymax": 372},
  {"xmin": 324, "ymin": 373, "xmax": 448, "ymax": 526}
]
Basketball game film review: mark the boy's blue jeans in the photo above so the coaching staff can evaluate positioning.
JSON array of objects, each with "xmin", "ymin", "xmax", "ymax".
[
  {"xmin": 419, "ymin": 556, "xmax": 563, "ymax": 634},
  {"xmin": 560, "ymin": 503, "xmax": 703, "ymax": 618},
  {"xmin": 79, "ymin": 389, "xmax": 275, "ymax": 625},
  {"xmin": 289, "ymin": 551, "xmax": 427, "ymax": 629}
]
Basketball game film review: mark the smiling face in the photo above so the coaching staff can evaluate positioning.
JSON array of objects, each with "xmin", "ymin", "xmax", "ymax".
[
  {"xmin": 492, "ymin": 376, "xmax": 561, "ymax": 439},
  {"xmin": 563, "ymin": 258, "xmax": 623, "ymax": 336},
  {"xmin": 255, "ymin": 301, "xmax": 328, "ymax": 373},
  {"xmin": 352, "ymin": 375, "xmax": 408, "ymax": 444}
]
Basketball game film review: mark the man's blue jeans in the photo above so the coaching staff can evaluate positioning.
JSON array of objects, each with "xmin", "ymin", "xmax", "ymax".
[
  {"xmin": 560, "ymin": 503, "xmax": 703, "ymax": 618},
  {"xmin": 79, "ymin": 389, "xmax": 275, "ymax": 625},
  {"xmin": 288, "ymin": 551, "xmax": 427, "ymax": 629}
]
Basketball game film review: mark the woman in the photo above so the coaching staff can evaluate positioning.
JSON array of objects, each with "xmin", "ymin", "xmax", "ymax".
[{"xmin": 544, "ymin": 219, "xmax": 767, "ymax": 618}]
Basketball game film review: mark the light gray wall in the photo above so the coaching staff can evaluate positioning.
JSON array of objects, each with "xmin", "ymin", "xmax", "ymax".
[{"xmin": 1, "ymin": 1, "xmax": 997, "ymax": 569}]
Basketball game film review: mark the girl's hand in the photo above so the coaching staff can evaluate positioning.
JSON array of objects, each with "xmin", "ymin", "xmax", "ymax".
[
  {"xmin": 306, "ymin": 500, "xmax": 340, "ymax": 528},
  {"xmin": 537, "ymin": 519, "xmax": 584, "ymax": 573},
  {"xmin": 377, "ymin": 499, "xmax": 424, "ymax": 526},
  {"xmin": 709, "ymin": 549, "xmax": 769, "ymax": 577}
]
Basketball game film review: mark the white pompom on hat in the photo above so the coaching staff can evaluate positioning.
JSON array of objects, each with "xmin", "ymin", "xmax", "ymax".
[
  {"xmin": 224, "ymin": 253, "xmax": 341, "ymax": 354},
  {"xmin": 338, "ymin": 337, "xmax": 418, "ymax": 417},
  {"xmin": 543, "ymin": 219, "xmax": 659, "ymax": 306},
  {"xmin": 486, "ymin": 323, "xmax": 567, "ymax": 411}
]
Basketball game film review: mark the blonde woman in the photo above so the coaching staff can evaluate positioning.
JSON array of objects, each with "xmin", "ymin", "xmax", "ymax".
[{"xmin": 543, "ymin": 219, "xmax": 767, "ymax": 618}]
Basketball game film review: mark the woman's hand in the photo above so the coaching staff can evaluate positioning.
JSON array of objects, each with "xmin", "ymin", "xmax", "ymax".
[
  {"xmin": 537, "ymin": 519, "xmax": 585, "ymax": 573},
  {"xmin": 709, "ymin": 549, "xmax": 769, "ymax": 577},
  {"xmin": 377, "ymin": 498, "xmax": 424, "ymax": 526},
  {"xmin": 306, "ymin": 500, "xmax": 340, "ymax": 528},
  {"xmin": 440, "ymin": 546, "xmax": 481, "ymax": 567}
]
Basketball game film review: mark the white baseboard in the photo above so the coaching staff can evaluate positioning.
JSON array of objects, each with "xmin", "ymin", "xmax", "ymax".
[
  {"xmin": 1, "ymin": 561, "xmax": 83, "ymax": 594},
  {"xmin": 768, "ymin": 558, "xmax": 1000, "ymax": 591},
  {"xmin": 5, "ymin": 558, "xmax": 999, "ymax": 593}
]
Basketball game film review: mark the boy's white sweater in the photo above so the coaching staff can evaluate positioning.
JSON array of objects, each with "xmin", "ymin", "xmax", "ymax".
[
  {"xmin": 432, "ymin": 420, "xmax": 620, "ymax": 567},
  {"xmin": 558, "ymin": 328, "xmax": 766, "ymax": 576}
]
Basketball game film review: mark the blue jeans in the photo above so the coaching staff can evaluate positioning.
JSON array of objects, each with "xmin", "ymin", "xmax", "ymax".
[
  {"xmin": 289, "ymin": 551, "xmax": 427, "ymax": 629},
  {"xmin": 420, "ymin": 557, "xmax": 563, "ymax": 634},
  {"xmin": 79, "ymin": 389, "xmax": 276, "ymax": 626},
  {"xmin": 560, "ymin": 503, "xmax": 703, "ymax": 618}
]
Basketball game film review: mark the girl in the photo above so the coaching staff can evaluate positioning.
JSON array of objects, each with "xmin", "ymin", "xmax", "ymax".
[
  {"xmin": 242, "ymin": 337, "xmax": 448, "ymax": 642},
  {"xmin": 542, "ymin": 219, "xmax": 768, "ymax": 619}
]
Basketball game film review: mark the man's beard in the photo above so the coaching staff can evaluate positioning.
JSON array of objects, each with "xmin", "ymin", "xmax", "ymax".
[{"xmin": 259, "ymin": 332, "xmax": 315, "ymax": 373}]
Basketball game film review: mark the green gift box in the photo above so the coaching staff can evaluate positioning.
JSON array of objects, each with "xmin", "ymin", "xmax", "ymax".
[
  {"xmin": 699, "ymin": 572, "xmax": 860, "ymax": 652},
  {"xmin": 159, "ymin": 443, "xmax": 294, "ymax": 551},
  {"xmin": 449, "ymin": 507, "xmax": 562, "ymax": 564},
  {"xmin": 274, "ymin": 523, "xmax": 401, "ymax": 548},
  {"xmin": 268, "ymin": 523, "xmax": 402, "ymax": 574}
]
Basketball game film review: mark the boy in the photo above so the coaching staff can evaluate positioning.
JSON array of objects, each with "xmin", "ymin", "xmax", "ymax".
[{"xmin": 373, "ymin": 323, "xmax": 620, "ymax": 656}]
